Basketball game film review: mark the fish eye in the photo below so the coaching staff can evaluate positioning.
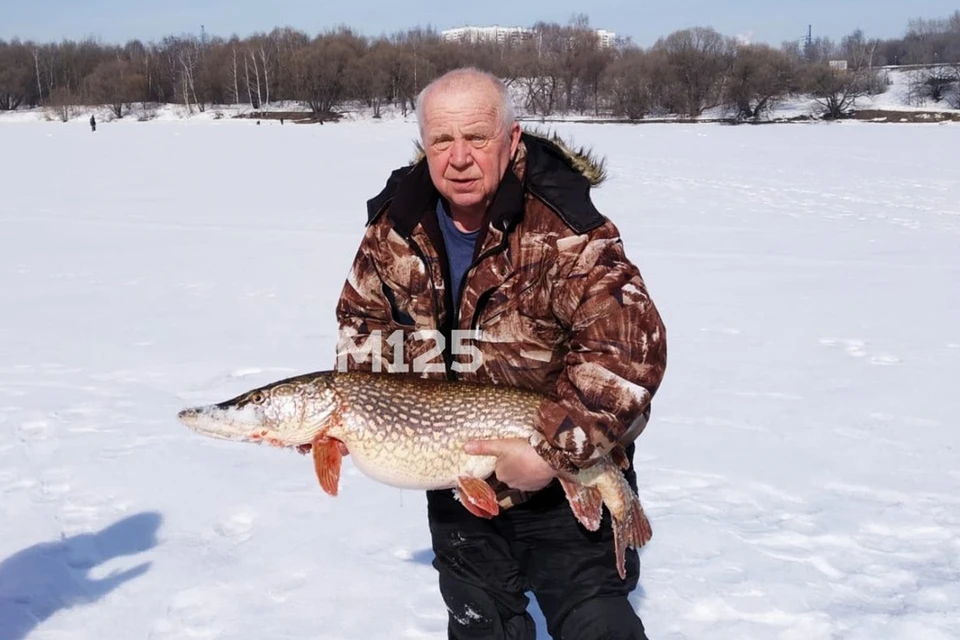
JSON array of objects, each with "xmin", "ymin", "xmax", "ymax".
[{"xmin": 249, "ymin": 391, "xmax": 266, "ymax": 405}]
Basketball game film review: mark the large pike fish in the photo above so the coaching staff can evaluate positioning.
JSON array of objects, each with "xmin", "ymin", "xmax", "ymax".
[{"xmin": 177, "ymin": 370, "xmax": 652, "ymax": 578}]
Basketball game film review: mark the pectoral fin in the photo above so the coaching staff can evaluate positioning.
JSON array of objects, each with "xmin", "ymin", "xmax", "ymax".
[
  {"xmin": 312, "ymin": 436, "xmax": 343, "ymax": 497},
  {"xmin": 455, "ymin": 477, "xmax": 500, "ymax": 519}
]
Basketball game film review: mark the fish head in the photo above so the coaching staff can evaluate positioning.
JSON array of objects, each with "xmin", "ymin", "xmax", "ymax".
[{"xmin": 178, "ymin": 372, "xmax": 339, "ymax": 448}]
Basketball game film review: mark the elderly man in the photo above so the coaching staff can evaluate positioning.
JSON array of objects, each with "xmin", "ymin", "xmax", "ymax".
[{"xmin": 335, "ymin": 67, "xmax": 666, "ymax": 640}]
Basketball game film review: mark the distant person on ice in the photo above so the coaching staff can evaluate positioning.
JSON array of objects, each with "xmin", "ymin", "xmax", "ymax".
[
  {"xmin": 89, "ymin": 115, "xmax": 96, "ymax": 132},
  {"xmin": 334, "ymin": 67, "xmax": 667, "ymax": 639}
]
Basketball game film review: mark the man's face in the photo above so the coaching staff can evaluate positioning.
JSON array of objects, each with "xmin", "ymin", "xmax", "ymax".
[{"xmin": 421, "ymin": 85, "xmax": 521, "ymax": 220}]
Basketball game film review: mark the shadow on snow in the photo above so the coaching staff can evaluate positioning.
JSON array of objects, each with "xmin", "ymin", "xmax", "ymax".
[{"xmin": 0, "ymin": 511, "xmax": 162, "ymax": 640}]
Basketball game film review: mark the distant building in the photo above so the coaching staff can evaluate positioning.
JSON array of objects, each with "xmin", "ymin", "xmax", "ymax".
[
  {"xmin": 828, "ymin": 60, "xmax": 849, "ymax": 71},
  {"xmin": 441, "ymin": 26, "xmax": 534, "ymax": 46},
  {"xmin": 441, "ymin": 25, "xmax": 617, "ymax": 49},
  {"xmin": 595, "ymin": 29, "xmax": 617, "ymax": 49}
]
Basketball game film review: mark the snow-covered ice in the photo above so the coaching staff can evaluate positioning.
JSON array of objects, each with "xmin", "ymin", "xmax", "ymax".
[{"xmin": 1, "ymin": 117, "xmax": 958, "ymax": 639}]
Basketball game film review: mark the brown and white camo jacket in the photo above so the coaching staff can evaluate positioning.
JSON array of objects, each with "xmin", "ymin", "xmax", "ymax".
[{"xmin": 334, "ymin": 132, "xmax": 667, "ymax": 508}]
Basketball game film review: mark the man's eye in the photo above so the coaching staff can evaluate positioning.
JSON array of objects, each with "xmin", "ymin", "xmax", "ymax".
[{"xmin": 432, "ymin": 139, "xmax": 452, "ymax": 151}]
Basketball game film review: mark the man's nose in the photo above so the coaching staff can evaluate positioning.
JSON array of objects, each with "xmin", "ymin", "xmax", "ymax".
[{"xmin": 449, "ymin": 139, "xmax": 472, "ymax": 167}]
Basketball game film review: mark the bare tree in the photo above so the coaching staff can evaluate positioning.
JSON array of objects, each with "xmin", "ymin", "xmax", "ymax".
[
  {"xmin": 122, "ymin": 39, "xmax": 162, "ymax": 104},
  {"xmin": 906, "ymin": 65, "xmax": 957, "ymax": 105},
  {"xmin": 527, "ymin": 21, "xmax": 589, "ymax": 114},
  {"xmin": 247, "ymin": 36, "xmax": 272, "ymax": 107},
  {"xmin": 389, "ymin": 27, "xmax": 443, "ymax": 113},
  {"xmin": 567, "ymin": 16, "xmax": 614, "ymax": 116},
  {"xmin": 603, "ymin": 47, "xmax": 658, "ymax": 120},
  {"xmin": 156, "ymin": 36, "xmax": 205, "ymax": 112},
  {"xmin": 0, "ymin": 40, "xmax": 35, "ymax": 109},
  {"xmin": 179, "ymin": 44, "xmax": 200, "ymax": 111},
  {"xmin": 293, "ymin": 29, "xmax": 365, "ymax": 118},
  {"xmin": 352, "ymin": 39, "xmax": 394, "ymax": 118},
  {"xmin": 231, "ymin": 46, "xmax": 241, "ymax": 104},
  {"xmin": 45, "ymin": 86, "xmax": 77, "ymax": 121},
  {"xmin": 269, "ymin": 27, "xmax": 310, "ymax": 102},
  {"xmin": 85, "ymin": 58, "xmax": 147, "ymax": 117},
  {"xmin": 248, "ymin": 50, "xmax": 263, "ymax": 109},
  {"xmin": 32, "ymin": 47, "xmax": 44, "ymax": 105},
  {"xmin": 805, "ymin": 65, "xmax": 879, "ymax": 119},
  {"xmin": 724, "ymin": 44, "xmax": 799, "ymax": 121},
  {"xmin": 902, "ymin": 13, "xmax": 960, "ymax": 64},
  {"xmin": 186, "ymin": 38, "xmax": 234, "ymax": 106},
  {"xmin": 654, "ymin": 27, "xmax": 734, "ymax": 116},
  {"xmin": 803, "ymin": 36, "xmax": 838, "ymax": 64},
  {"xmin": 948, "ymin": 64, "xmax": 960, "ymax": 108},
  {"xmin": 840, "ymin": 29, "xmax": 881, "ymax": 69}
]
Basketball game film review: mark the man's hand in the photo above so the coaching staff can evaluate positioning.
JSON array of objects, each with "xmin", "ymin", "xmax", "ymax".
[{"xmin": 464, "ymin": 438, "xmax": 556, "ymax": 492}]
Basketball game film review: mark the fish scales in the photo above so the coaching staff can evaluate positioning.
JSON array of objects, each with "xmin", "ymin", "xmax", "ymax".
[{"xmin": 329, "ymin": 373, "xmax": 541, "ymax": 489}]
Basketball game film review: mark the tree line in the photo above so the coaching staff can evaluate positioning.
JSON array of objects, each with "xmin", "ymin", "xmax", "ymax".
[{"xmin": 1, "ymin": 11, "xmax": 959, "ymax": 122}]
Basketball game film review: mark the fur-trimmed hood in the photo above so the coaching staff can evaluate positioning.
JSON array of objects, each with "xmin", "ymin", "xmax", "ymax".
[{"xmin": 519, "ymin": 128, "xmax": 607, "ymax": 187}]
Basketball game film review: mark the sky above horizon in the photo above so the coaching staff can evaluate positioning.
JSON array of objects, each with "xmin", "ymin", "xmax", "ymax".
[{"xmin": 3, "ymin": 1, "xmax": 958, "ymax": 47}]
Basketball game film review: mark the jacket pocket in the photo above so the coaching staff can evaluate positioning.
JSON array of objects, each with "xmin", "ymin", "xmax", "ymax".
[
  {"xmin": 382, "ymin": 283, "xmax": 417, "ymax": 328},
  {"xmin": 475, "ymin": 278, "xmax": 538, "ymax": 328}
]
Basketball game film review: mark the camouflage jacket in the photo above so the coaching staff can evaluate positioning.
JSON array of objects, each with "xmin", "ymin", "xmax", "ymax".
[{"xmin": 335, "ymin": 132, "xmax": 667, "ymax": 506}]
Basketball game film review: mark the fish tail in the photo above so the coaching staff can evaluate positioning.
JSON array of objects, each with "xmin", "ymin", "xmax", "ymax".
[{"xmin": 604, "ymin": 470, "xmax": 654, "ymax": 580}]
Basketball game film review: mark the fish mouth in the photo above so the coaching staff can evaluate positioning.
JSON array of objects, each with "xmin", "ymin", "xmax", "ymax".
[
  {"xmin": 177, "ymin": 406, "xmax": 264, "ymax": 443},
  {"xmin": 177, "ymin": 406, "xmax": 304, "ymax": 448}
]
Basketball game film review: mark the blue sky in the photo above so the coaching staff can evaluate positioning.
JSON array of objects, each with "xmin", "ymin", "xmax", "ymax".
[{"xmin": 3, "ymin": 0, "xmax": 958, "ymax": 47}]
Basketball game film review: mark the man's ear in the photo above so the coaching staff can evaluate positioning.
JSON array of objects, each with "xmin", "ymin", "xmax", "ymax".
[{"xmin": 509, "ymin": 122, "xmax": 522, "ymax": 157}]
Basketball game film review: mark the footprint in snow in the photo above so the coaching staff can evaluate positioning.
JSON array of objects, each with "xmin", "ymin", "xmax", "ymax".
[
  {"xmin": 819, "ymin": 338, "xmax": 900, "ymax": 365},
  {"xmin": 152, "ymin": 587, "xmax": 227, "ymax": 640},
  {"xmin": 18, "ymin": 419, "xmax": 50, "ymax": 442},
  {"xmin": 213, "ymin": 509, "xmax": 256, "ymax": 543},
  {"xmin": 0, "ymin": 469, "xmax": 37, "ymax": 493},
  {"xmin": 38, "ymin": 469, "xmax": 73, "ymax": 502}
]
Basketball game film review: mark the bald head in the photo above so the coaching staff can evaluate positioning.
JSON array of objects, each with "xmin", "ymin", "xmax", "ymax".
[{"xmin": 416, "ymin": 68, "xmax": 516, "ymax": 138}]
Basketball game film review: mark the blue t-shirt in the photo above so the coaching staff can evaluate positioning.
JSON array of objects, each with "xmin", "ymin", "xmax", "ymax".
[{"xmin": 436, "ymin": 199, "xmax": 479, "ymax": 306}]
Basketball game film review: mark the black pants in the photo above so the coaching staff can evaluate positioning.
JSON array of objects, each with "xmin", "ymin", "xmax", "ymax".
[{"xmin": 427, "ymin": 464, "xmax": 648, "ymax": 640}]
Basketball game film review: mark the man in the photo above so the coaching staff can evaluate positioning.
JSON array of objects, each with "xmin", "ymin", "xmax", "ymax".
[{"xmin": 335, "ymin": 67, "xmax": 666, "ymax": 639}]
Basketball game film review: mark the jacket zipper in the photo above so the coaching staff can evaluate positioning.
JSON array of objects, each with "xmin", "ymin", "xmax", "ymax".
[
  {"xmin": 402, "ymin": 223, "xmax": 511, "ymax": 380},
  {"xmin": 402, "ymin": 234, "xmax": 454, "ymax": 379},
  {"xmin": 456, "ymin": 230, "xmax": 514, "ymax": 382}
]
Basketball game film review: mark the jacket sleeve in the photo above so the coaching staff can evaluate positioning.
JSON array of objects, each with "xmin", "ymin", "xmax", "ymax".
[
  {"xmin": 334, "ymin": 222, "xmax": 398, "ymax": 373},
  {"xmin": 534, "ymin": 221, "xmax": 667, "ymax": 471}
]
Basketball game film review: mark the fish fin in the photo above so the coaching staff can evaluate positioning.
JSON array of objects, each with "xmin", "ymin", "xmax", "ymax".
[
  {"xmin": 558, "ymin": 477, "xmax": 603, "ymax": 532},
  {"xmin": 312, "ymin": 436, "xmax": 342, "ymax": 497},
  {"xmin": 610, "ymin": 445, "xmax": 630, "ymax": 470},
  {"xmin": 455, "ymin": 477, "xmax": 500, "ymax": 519},
  {"xmin": 610, "ymin": 480, "xmax": 653, "ymax": 580}
]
